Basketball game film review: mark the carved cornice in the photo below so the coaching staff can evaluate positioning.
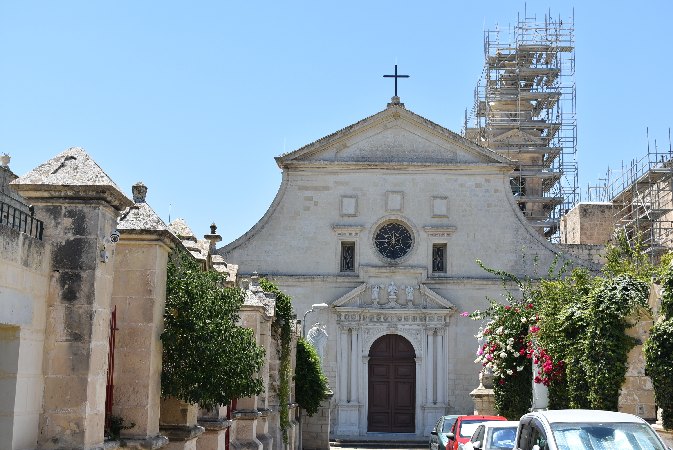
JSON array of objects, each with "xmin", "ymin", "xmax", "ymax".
[
  {"xmin": 332, "ymin": 225, "xmax": 364, "ymax": 238},
  {"xmin": 423, "ymin": 226, "xmax": 457, "ymax": 237},
  {"xmin": 337, "ymin": 310, "xmax": 451, "ymax": 324}
]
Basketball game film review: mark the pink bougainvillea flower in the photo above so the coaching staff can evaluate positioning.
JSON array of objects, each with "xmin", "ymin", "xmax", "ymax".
[{"xmin": 460, "ymin": 311, "xmax": 470, "ymax": 317}]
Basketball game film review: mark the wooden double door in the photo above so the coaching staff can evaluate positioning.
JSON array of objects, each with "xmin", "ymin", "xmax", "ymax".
[{"xmin": 367, "ymin": 334, "xmax": 416, "ymax": 433}]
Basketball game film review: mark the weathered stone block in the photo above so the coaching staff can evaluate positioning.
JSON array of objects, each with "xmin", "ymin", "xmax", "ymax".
[
  {"xmin": 112, "ymin": 269, "xmax": 157, "ymax": 298},
  {"xmin": 51, "ymin": 237, "xmax": 98, "ymax": 271},
  {"xmin": 54, "ymin": 270, "xmax": 95, "ymax": 305},
  {"xmin": 161, "ymin": 397, "xmax": 198, "ymax": 427},
  {"xmin": 42, "ymin": 376, "xmax": 89, "ymax": 411}
]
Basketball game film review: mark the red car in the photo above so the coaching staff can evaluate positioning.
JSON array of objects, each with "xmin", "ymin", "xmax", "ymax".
[{"xmin": 446, "ymin": 415, "xmax": 507, "ymax": 450}]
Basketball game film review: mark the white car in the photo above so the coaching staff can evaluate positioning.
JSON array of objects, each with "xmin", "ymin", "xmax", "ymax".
[
  {"xmin": 513, "ymin": 410, "xmax": 670, "ymax": 450},
  {"xmin": 463, "ymin": 420, "xmax": 519, "ymax": 450}
]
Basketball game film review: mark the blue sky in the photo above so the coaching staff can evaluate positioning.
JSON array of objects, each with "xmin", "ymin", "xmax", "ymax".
[{"xmin": 2, "ymin": 1, "xmax": 672, "ymax": 244}]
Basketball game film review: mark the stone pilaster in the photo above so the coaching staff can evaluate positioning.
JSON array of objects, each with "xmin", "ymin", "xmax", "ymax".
[
  {"xmin": 11, "ymin": 147, "xmax": 133, "ymax": 449},
  {"xmin": 110, "ymin": 182, "xmax": 178, "ymax": 447}
]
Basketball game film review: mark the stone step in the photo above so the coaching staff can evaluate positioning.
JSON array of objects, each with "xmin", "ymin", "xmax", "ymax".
[{"xmin": 330, "ymin": 438, "xmax": 428, "ymax": 448}]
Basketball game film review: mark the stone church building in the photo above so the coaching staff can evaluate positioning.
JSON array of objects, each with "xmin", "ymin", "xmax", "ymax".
[{"xmin": 219, "ymin": 97, "xmax": 576, "ymax": 439}]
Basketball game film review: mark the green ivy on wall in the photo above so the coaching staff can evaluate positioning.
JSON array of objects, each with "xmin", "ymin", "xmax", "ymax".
[
  {"xmin": 259, "ymin": 278, "xmax": 294, "ymax": 443},
  {"xmin": 645, "ymin": 262, "xmax": 673, "ymax": 429},
  {"xmin": 468, "ymin": 244, "xmax": 654, "ymax": 418}
]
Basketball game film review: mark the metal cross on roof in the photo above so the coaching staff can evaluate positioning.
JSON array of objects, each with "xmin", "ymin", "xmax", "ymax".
[{"xmin": 383, "ymin": 64, "xmax": 409, "ymax": 97}]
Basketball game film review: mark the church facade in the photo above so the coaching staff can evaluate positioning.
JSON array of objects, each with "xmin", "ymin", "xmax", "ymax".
[{"xmin": 219, "ymin": 98, "xmax": 570, "ymax": 438}]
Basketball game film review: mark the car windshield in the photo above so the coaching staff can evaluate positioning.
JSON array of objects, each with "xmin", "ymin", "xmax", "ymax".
[
  {"xmin": 442, "ymin": 418, "xmax": 457, "ymax": 433},
  {"xmin": 487, "ymin": 426, "xmax": 517, "ymax": 450},
  {"xmin": 550, "ymin": 422, "xmax": 666, "ymax": 450},
  {"xmin": 461, "ymin": 420, "xmax": 488, "ymax": 438}
]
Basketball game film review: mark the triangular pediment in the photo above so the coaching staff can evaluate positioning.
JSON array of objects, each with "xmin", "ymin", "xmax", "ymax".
[
  {"xmin": 332, "ymin": 282, "xmax": 456, "ymax": 311},
  {"xmin": 276, "ymin": 104, "xmax": 513, "ymax": 168},
  {"xmin": 490, "ymin": 129, "xmax": 543, "ymax": 145}
]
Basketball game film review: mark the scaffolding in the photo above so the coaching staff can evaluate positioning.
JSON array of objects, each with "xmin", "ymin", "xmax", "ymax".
[
  {"xmin": 464, "ymin": 10, "xmax": 578, "ymax": 240},
  {"xmin": 585, "ymin": 142, "xmax": 673, "ymax": 258}
]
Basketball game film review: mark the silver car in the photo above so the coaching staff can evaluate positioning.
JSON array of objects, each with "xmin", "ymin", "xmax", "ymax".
[
  {"xmin": 463, "ymin": 420, "xmax": 519, "ymax": 450},
  {"xmin": 514, "ymin": 410, "xmax": 670, "ymax": 450}
]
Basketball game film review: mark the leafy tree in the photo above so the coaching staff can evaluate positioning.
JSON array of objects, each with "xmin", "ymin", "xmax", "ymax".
[
  {"xmin": 162, "ymin": 250, "xmax": 265, "ymax": 408},
  {"xmin": 603, "ymin": 230, "xmax": 654, "ymax": 280},
  {"xmin": 295, "ymin": 337, "xmax": 329, "ymax": 416}
]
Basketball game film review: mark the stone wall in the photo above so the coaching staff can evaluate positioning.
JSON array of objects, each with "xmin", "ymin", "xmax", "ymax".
[
  {"xmin": 557, "ymin": 243, "xmax": 607, "ymax": 268},
  {"xmin": 560, "ymin": 203, "xmax": 616, "ymax": 245},
  {"xmin": 0, "ymin": 225, "xmax": 49, "ymax": 450}
]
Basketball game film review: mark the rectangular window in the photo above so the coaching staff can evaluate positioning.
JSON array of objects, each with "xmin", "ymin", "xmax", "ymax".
[
  {"xmin": 340, "ymin": 242, "xmax": 355, "ymax": 272},
  {"xmin": 432, "ymin": 244, "xmax": 446, "ymax": 273}
]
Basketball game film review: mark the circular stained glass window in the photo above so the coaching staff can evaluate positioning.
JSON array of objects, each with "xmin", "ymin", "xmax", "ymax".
[{"xmin": 374, "ymin": 222, "xmax": 413, "ymax": 260}]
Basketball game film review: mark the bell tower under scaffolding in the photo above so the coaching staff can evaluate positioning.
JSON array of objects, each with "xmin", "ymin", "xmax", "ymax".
[{"xmin": 464, "ymin": 10, "xmax": 578, "ymax": 240}]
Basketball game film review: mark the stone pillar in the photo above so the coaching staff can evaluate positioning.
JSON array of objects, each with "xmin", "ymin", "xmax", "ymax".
[
  {"xmin": 337, "ymin": 328, "xmax": 348, "ymax": 404},
  {"xmin": 110, "ymin": 182, "xmax": 177, "ymax": 447},
  {"xmin": 197, "ymin": 406, "xmax": 232, "ymax": 450},
  {"xmin": 11, "ymin": 147, "xmax": 133, "ymax": 449},
  {"xmin": 231, "ymin": 409, "xmax": 262, "ymax": 450},
  {"xmin": 426, "ymin": 329, "xmax": 434, "ymax": 404},
  {"xmin": 255, "ymin": 291, "xmax": 273, "ymax": 450},
  {"xmin": 618, "ymin": 307, "xmax": 656, "ymax": 419},
  {"xmin": 160, "ymin": 397, "xmax": 205, "ymax": 450},
  {"xmin": 231, "ymin": 292, "xmax": 265, "ymax": 450},
  {"xmin": 301, "ymin": 392, "xmax": 333, "ymax": 450},
  {"xmin": 349, "ymin": 329, "xmax": 358, "ymax": 403},
  {"xmin": 470, "ymin": 371, "xmax": 496, "ymax": 416},
  {"xmin": 288, "ymin": 404, "xmax": 299, "ymax": 450}
]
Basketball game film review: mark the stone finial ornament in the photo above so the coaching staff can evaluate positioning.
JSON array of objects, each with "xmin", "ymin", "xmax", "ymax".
[
  {"xmin": 210, "ymin": 223, "xmax": 217, "ymax": 234},
  {"xmin": 132, "ymin": 182, "xmax": 148, "ymax": 203},
  {"xmin": 1, "ymin": 153, "xmax": 9, "ymax": 167}
]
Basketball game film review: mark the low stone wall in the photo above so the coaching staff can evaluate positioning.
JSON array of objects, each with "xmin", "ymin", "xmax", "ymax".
[
  {"xmin": 302, "ymin": 397, "xmax": 332, "ymax": 450},
  {"xmin": 0, "ymin": 225, "xmax": 49, "ymax": 449},
  {"xmin": 557, "ymin": 243, "xmax": 607, "ymax": 268}
]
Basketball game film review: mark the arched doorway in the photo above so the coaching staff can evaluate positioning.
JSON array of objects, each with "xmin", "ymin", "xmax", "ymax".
[{"xmin": 367, "ymin": 334, "xmax": 416, "ymax": 433}]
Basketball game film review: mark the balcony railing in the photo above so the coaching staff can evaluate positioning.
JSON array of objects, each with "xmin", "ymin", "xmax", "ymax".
[{"xmin": 0, "ymin": 201, "xmax": 44, "ymax": 240}]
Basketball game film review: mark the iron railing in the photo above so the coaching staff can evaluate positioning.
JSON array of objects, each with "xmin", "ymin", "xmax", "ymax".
[{"xmin": 0, "ymin": 201, "xmax": 44, "ymax": 240}]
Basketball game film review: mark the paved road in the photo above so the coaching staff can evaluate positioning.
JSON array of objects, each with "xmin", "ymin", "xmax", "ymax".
[{"xmin": 330, "ymin": 444, "xmax": 422, "ymax": 450}]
